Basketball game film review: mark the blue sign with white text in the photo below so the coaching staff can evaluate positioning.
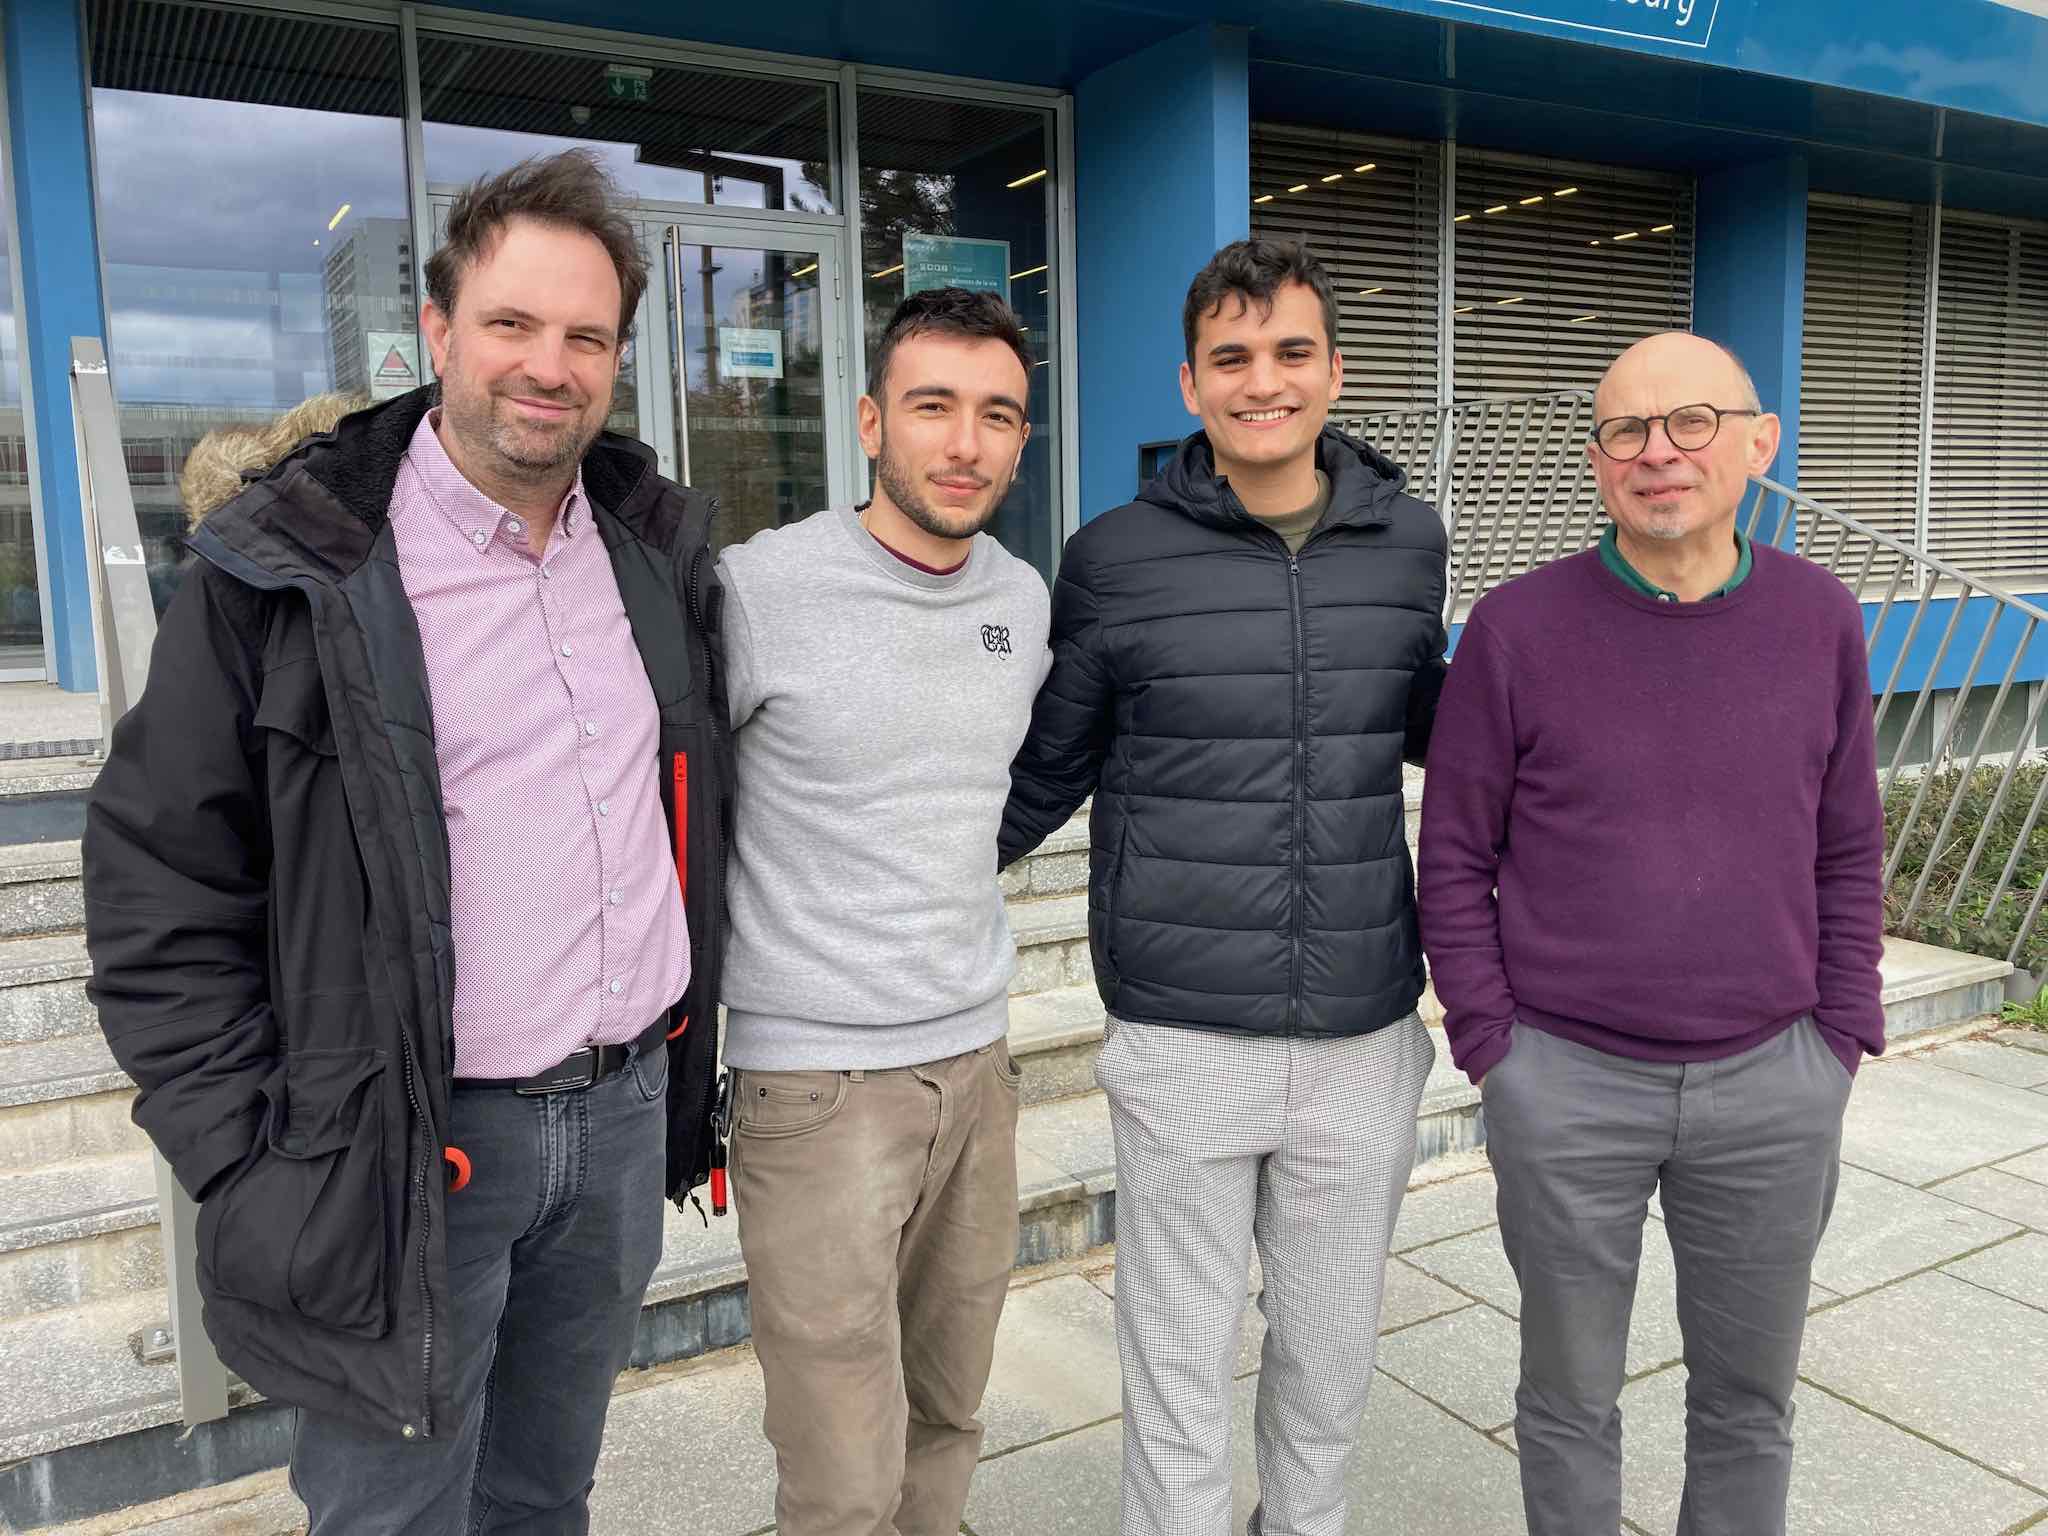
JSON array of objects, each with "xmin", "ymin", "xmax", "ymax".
[{"xmin": 1411, "ymin": 0, "xmax": 1722, "ymax": 46}]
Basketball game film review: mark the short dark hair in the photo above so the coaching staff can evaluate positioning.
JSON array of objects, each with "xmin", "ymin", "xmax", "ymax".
[
  {"xmin": 867, "ymin": 287, "xmax": 1036, "ymax": 402},
  {"xmin": 424, "ymin": 149, "xmax": 648, "ymax": 343},
  {"xmin": 1182, "ymin": 239, "xmax": 1339, "ymax": 369}
]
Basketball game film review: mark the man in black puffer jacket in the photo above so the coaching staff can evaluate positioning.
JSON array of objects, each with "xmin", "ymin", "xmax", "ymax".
[{"xmin": 1000, "ymin": 239, "xmax": 1447, "ymax": 1536}]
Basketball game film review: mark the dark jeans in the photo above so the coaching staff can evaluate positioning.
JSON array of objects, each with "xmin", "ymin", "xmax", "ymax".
[
  {"xmin": 290, "ymin": 1042, "xmax": 669, "ymax": 1535},
  {"xmin": 1481, "ymin": 1018, "xmax": 1852, "ymax": 1536}
]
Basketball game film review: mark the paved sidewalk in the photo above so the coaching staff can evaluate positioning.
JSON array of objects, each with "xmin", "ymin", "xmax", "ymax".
[{"xmin": 67, "ymin": 1026, "xmax": 2048, "ymax": 1536}]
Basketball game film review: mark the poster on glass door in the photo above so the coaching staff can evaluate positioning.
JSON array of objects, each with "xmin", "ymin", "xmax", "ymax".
[
  {"xmin": 719, "ymin": 326, "xmax": 785, "ymax": 381},
  {"xmin": 903, "ymin": 234, "xmax": 1011, "ymax": 303}
]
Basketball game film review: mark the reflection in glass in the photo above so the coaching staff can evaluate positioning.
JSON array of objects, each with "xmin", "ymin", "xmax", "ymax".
[
  {"xmin": 419, "ymin": 36, "xmax": 834, "ymax": 215},
  {"xmin": 665, "ymin": 243, "xmax": 829, "ymax": 551},
  {"xmin": 856, "ymin": 90, "xmax": 1059, "ymax": 579},
  {"xmin": 0, "ymin": 116, "xmax": 41, "ymax": 672},
  {"xmin": 89, "ymin": 0, "xmax": 414, "ymax": 612}
]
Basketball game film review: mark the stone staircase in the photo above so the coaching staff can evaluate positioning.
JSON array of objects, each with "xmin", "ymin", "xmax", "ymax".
[{"xmin": 0, "ymin": 752, "xmax": 2015, "ymax": 1529}]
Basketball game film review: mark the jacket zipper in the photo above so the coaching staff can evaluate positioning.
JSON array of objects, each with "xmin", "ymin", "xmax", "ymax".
[
  {"xmin": 1285, "ymin": 551, "xmax": 1308, "ymax": 1034},
  {"xmin": 397, "ymin": 1033, "xmax": 434, "ymax": 1437}
]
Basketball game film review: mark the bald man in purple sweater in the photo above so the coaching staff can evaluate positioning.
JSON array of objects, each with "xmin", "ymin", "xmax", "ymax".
[{"xmin": 1418, "ymin": 332, "xmax": 1885, "ymax": 1536}]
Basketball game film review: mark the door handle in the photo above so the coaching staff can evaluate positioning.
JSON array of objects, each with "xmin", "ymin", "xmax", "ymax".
[{"xmin": 664, "ymin": 226, "xmax": 693, "ymax": 487}]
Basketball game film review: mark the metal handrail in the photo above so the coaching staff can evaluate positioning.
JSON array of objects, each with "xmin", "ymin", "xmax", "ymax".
[
  {"xmin": 71, "ymin": 336, "xmax": 232, "ymax": 1428},
  {"xmin": 1351, "ymin": 387, "xmax": 2047, "ymax": 975}
]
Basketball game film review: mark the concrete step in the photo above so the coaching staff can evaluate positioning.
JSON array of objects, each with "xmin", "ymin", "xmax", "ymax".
[
  {"xmin": 0, "ymin": 934, "xmax": 97, "ymax": 1049},
  {"xmin": 0, "ymin": 841, "xmax": 84, "ymax": 941},
  {"xmin": 0, "ymin": 758, "xmax": 97, "ymax": 852},
  {"xmin": 0, "ymin": 1057, "xmax": 1487, "ymax": 1526},
  {"xmin": 0, "ymin": 1033, "xmax": 142, "ymax": 1174},
  {"xmin": 0, "ymin": 1152, "xmax": 160, "ymax": 1319}
]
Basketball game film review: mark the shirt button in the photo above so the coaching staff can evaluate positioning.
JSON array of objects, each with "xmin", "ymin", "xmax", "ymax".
[
  {"xmin": 597, "ymin": 800, "xmax": 610, "ymax": 816},
  {"xmin": 584, "ymin": 721, "xmax": 598, "ymax": 737},
  {"xmin": 541, "ymin": 568, "xmax": 552, "ymax": 581},
  {"xmin": 609, "ymin": 888, "xmax": 622, "ymax": 905},
  {"xmin": 609, "ymin": 979, "xmax": 623, "ymax": 995},
  {"xmin": 560, "ymin": 642, "xmax": 574, "ymax": 658},
  {"xmin": 507, "ymin": 518, "xmax": 524, "ymax": 534},
  {"xmin": 471, "ymin": 530, "xmax": 487, "ymax": 547}
]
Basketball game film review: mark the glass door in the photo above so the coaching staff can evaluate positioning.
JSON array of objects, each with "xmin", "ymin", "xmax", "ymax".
[
  {"xmin": 657, "ymin": 222, "xmax": 848, "ymax": 550},
  {"xmin": 423, "ymin": 199, "xmax": 851, "ymax": 539}
]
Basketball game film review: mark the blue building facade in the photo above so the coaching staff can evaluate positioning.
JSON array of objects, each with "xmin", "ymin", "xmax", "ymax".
[{"xmin": 0, "ymin": 0, "xmax": 2043, "ymax": 708}]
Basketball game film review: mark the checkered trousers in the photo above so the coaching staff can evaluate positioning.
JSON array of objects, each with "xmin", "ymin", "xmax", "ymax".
[{"xmin": 1097, "ymin": 1012, "xmax": 1435, "ymax": 1536}]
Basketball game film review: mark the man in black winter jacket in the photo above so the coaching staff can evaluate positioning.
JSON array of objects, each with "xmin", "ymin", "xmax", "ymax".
[
  {"xmin": 83, "ymin": 152, "xmax": 729, "ymax": 1533},
  {"xmin": 1000, "ymin": 240, "xmax": 1448, "ymax": 1536}
]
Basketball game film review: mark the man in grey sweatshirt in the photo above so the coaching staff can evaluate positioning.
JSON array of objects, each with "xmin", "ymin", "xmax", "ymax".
[{"xmin": 716, "ymin": 288, "xmax": 1051, "ymax": 1536}]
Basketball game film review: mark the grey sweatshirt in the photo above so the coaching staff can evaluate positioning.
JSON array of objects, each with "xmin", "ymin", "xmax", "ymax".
[{"xmin": 716, "ymin": 504, "xmax": 1052, "ymax": 1070}]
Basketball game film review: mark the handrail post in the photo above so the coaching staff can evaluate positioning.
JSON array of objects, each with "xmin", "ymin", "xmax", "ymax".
[{"xmin": 70, "ymin": 336, "xmax": 231, "ymax": 1430}]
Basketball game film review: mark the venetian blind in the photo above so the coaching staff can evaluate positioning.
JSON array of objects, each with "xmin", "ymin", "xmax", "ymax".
[{"xmin": 1929, "ymin": 210, "xmax": 2048, "ymax": 584}]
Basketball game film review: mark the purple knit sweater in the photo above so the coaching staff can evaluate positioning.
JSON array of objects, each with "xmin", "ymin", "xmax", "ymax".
[{"xmin": 1417, "ymin": 544, "xmax": 1886, "ymax": 1085}]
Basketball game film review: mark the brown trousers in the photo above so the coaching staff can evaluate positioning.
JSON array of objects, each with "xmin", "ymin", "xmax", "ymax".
[{"xmin": 729, "ymin": 1041, "xmax": 1022, "ymax": 1536}]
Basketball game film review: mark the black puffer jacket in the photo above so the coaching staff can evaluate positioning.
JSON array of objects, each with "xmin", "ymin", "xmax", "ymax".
[
  {"xmin": 83, "ymin": 387, "xmax": 730, "ymax": 1439},
  {"xmin": 999, "ymin": 427, "xmax": 1446, "ymax": 1037}
]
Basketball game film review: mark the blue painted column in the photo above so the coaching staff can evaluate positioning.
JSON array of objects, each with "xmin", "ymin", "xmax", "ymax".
[
  {"xmin": 1074, "ymin": 24, "xmax": 1249, "ymax": 521},
  {"xmin": 5, "ymin": 0, "xmax": 106, "ymax": 691},
  {"xmin": 1691, "ymin": 153, "xmax": 1807, "ymax": 546}
]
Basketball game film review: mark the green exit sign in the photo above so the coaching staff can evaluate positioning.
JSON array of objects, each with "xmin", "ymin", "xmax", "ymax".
[{"xmin": 605, "ymin": 66, "xmax": 651, "ymax": 103}]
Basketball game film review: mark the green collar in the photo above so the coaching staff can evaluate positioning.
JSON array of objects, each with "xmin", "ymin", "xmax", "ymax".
[{"xmin": 1599, "ymin": 524, "xmax": 1752, "ymax": 603}]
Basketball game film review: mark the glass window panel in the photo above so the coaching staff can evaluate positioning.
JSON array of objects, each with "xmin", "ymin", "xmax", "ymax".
[
  {"xmin": 88, "ymin": 0, "xmax": 413, "ymax": 612},
  {"xmin": 0, "ymin": 107, "xmax": 40, "ymax": 672},
  {"xmin": 418, "ymin": 35, "xmax": 834, "ymax": 215},
  {"xmin": 856, "ymin": 88, "xmax": 1060, "ymax": 580}
]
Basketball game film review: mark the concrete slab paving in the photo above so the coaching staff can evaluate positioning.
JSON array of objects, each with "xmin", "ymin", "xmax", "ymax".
[
  {"xmin": 1999, "ymin": 1146, "xmax": 2048, "ymax": 1185},
  {"xmin": 1389, "ymin": 1168, "xmax": 1498, "ymax": 1253},
  {"xmin": 1837, "ymin": 1058, "xmax": 2048, "ymax": 1185},
  {"xmin": 980, "ymin": 1273, "xmax": 1127, "ymax": 1457},
  {"xmin": 1801, "ymin": 1270, "xmax": 2048, "ymax": 1489},
  {"xmin": 1616, "ymin": 1364, "xmax": 2046, "ymax": 1536},
  {"xmin": 1929, "ymin": 1165, "xmax": 2048, "ymax": 1231},
  {"xmin": 1377, "ymin": 1257, "xmax": 1474, "ymax": 1335},
  {"xmin": 1922, "ymin": 1038, "xmax": 2048, "ymax": 1089},
  {"xmin": 1372, "ymin": 1298, "xmax": 1524, "ymax": 1433},
  {"xmin": 1810, "ymin": 1164, "xmax": 2019, "ymax": 1296},
  {"xmin": 588, "ymin": 1350, "xmax": 779, "ymax": 1536},
  {"xmin": 1990, "ymin": 1028, "xmax": 2048, "ymax": 1056},
  {"xmin": 1941, "ymin": 1232, "xmax": 2048, "ymax": 1312}
]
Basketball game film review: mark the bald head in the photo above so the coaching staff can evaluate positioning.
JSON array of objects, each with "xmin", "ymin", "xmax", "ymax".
[{"xmin": 1595, "ymin": 331, "xmax": 1763, "ymax": 419}]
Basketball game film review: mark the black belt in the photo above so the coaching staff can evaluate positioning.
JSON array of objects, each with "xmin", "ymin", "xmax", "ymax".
[{"xmin": 454, "ymin": 1016, "xmax": 670, "ymax": 1095}]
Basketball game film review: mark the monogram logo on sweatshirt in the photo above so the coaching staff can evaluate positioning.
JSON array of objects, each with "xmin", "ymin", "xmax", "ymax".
[{"xmin": 981, "ymin": 624, "xmax": 1013, "ymax": 657}]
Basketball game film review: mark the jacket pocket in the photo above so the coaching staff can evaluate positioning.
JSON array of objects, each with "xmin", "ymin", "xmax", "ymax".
[{"xmin": 198, "ymin": 1047, "xmax": 391, "ymax": 1338}]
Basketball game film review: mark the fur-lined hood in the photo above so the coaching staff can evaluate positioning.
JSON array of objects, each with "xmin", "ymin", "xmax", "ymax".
[{"xmin": 180, "ymin": 392, "xmax": 370, "ymax": 529}]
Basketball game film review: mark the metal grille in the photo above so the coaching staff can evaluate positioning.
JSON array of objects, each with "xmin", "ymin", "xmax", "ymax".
[
  {"xmin": 1249, "ymin": 123, "xmax": 1442, "ymax": 415},
  {"xmin": 1929, "ymin": 210, "xmax": 2048, "ymax": 585}
]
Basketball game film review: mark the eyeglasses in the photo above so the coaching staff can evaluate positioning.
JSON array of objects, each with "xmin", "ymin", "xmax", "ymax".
[{"xmin": 1592, "ymin": 403, "xmax": 1759, "ymax": 461}]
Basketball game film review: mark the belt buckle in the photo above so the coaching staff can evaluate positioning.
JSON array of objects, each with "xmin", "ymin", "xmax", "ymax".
[{"xmin": 515, "ymin": 1046, "xmax": 601, "ymax": 1096}]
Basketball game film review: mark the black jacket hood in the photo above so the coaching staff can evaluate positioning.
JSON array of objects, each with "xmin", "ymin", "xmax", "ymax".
[{"xmin": 1137, "ymin": 425, "xmax": 1410, "ymax": 533}]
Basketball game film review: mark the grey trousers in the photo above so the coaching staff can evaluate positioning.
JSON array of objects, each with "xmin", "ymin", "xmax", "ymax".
[
  {"xmin": 1481, "ymin": 1018, "xmax": 1853, "ymax": 1536},
  {"xmin": 1099, "ymin": 1012, "xmax": 1436, "ymax": 1536}
]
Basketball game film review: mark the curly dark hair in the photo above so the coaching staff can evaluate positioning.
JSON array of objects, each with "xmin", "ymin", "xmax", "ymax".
[
  {"xmin": 424, "ymin": 149, "xmax": 648, "ymax": 342},
  {"xmin": 1182, "ymin": 239, "xmax": 1339, "ymax": 369},
  {"xmin": 868, "ymin": 287, "xmax": 1036, "ymax": 402}
]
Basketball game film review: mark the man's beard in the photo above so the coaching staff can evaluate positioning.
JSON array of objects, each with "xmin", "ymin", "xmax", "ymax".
[
  {"xmin": 440, "ymin": 354, "xmax": 602, "ymax": 484},
  {"xmin": 873, "ymin": 425, "xmax": 1018, "ymax": 541}
]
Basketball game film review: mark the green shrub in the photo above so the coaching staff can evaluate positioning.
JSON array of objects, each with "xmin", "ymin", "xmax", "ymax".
[{"xmin": 1884, "ymin": 758, "xmax": 2048, "ymax": 974}]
